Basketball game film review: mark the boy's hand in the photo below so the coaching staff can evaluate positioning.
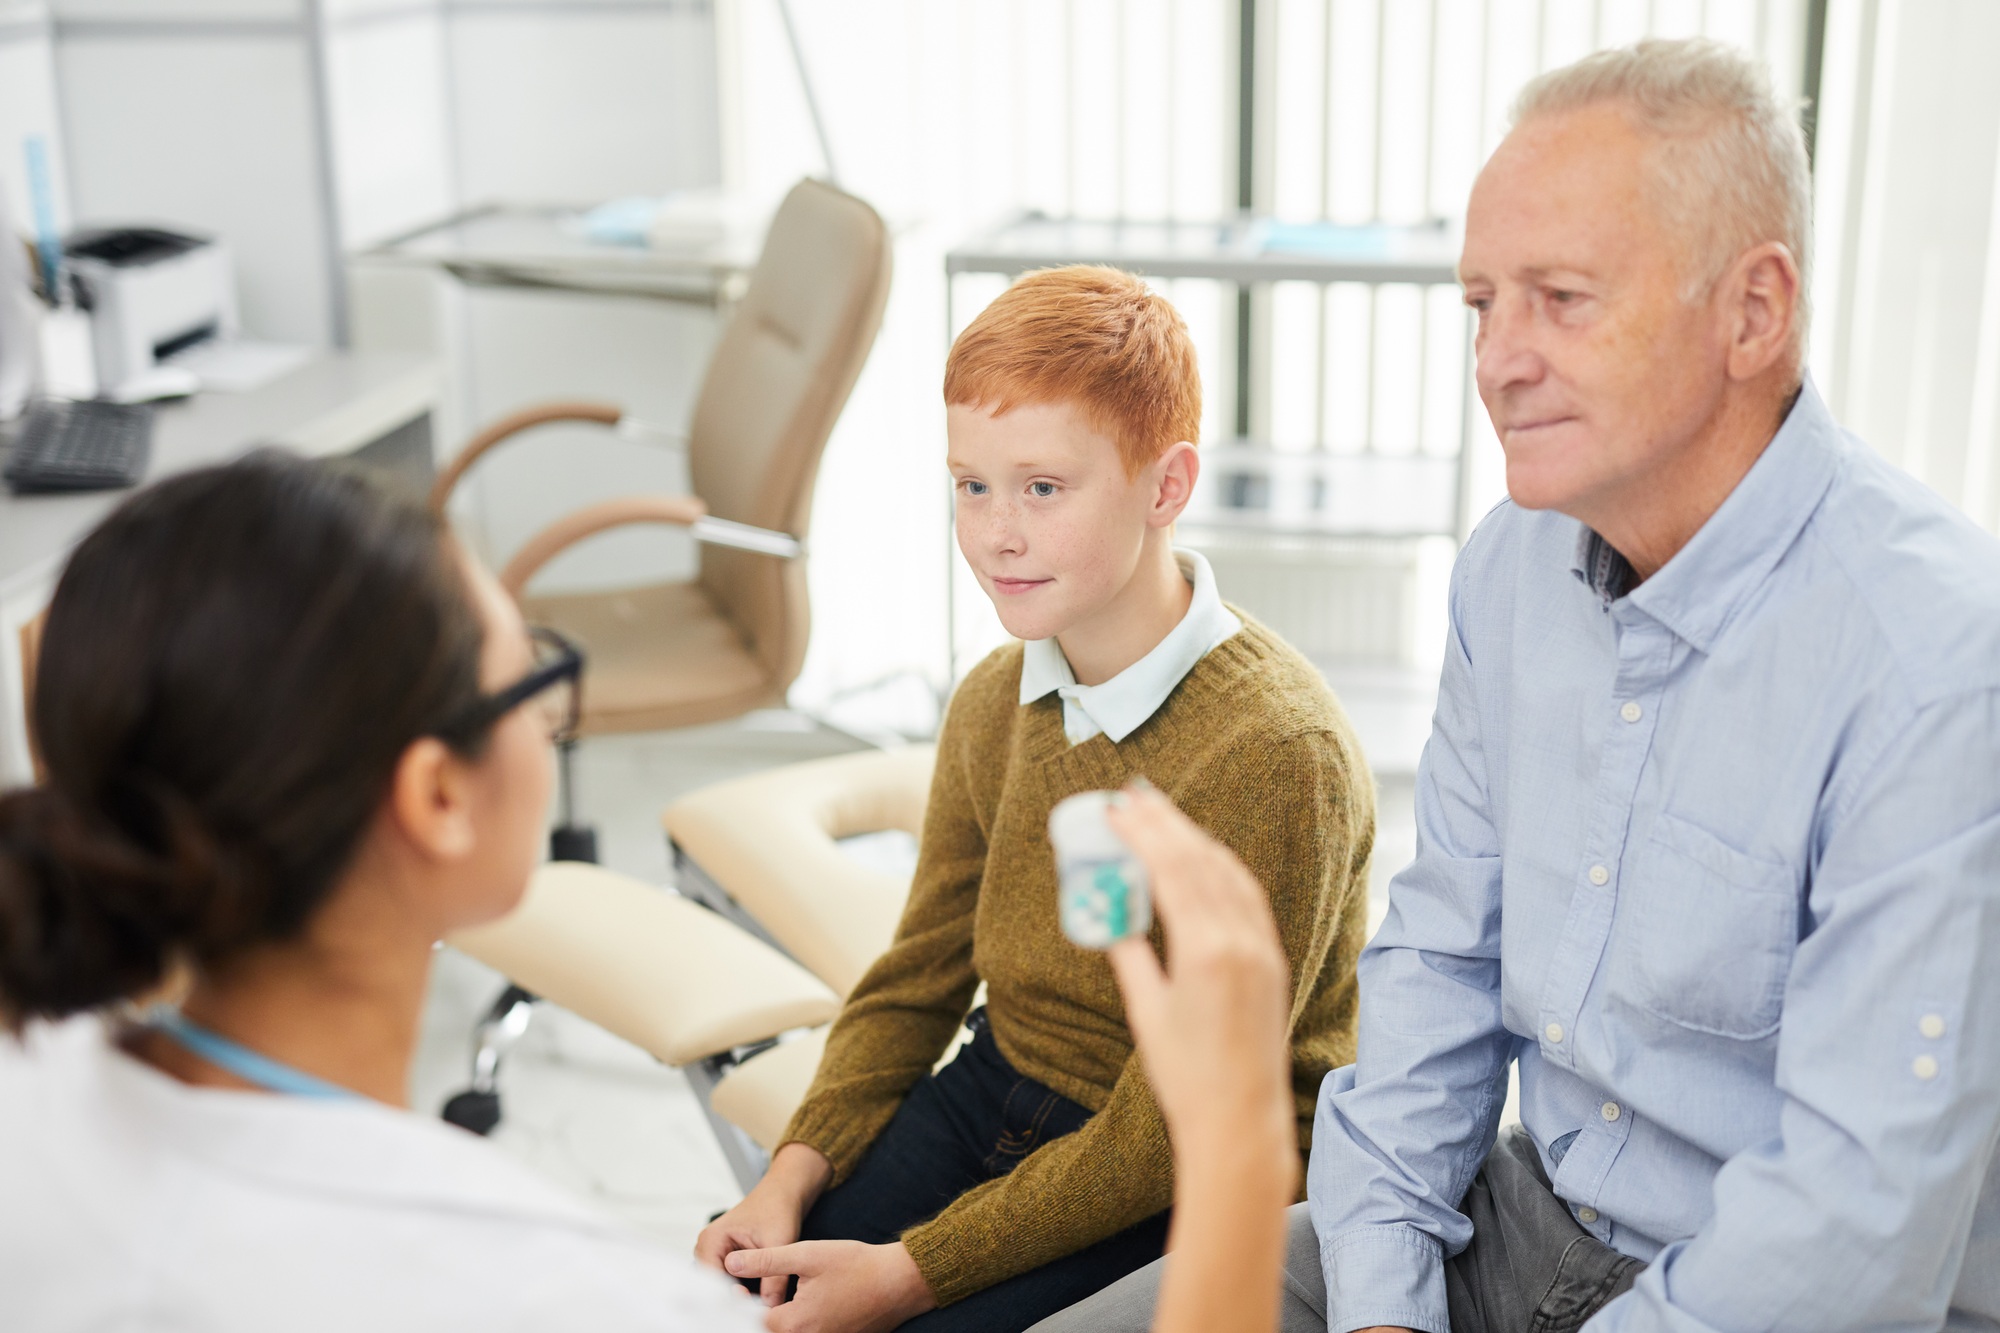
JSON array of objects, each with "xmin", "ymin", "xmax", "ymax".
[
  {"xmin": 725, "ymin": 1240, "xmax": 936, "ymax": 1333},
  {"xmin": 1104, "ymin": 785, "xmax": 1294, "ymax": 1157},
  {"xmin": 695, "ymin": 1142, "xmax": 834, "ymax": 1306}
]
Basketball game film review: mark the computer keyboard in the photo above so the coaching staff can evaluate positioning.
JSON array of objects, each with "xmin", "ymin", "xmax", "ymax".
[{"xmin": 3, "ymin": 398, "xmax": 154, "ymax": 494}]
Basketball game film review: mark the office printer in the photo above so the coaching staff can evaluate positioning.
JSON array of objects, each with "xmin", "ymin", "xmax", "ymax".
[{"xmin": 66, "ymin": 226, "xmax": 237, "ymax": 400}]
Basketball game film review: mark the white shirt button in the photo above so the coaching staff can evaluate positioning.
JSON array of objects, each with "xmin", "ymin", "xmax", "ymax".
[
  {"xmin": 1920, "ymin": 1014, "xmax": 1947, "ymax": 1040},
  {"xmin": 1601, "ymin": 1101, "xmax": 1622, "ymax": 1122},
  {"xmin": 1545, "ymin": 1023, "xmax": 1565, "ymax": 1044},
  {"xmin": 1577, "ymin": 1206, "xmax": 1600, "ymax": 1224},
  {"xmin": 1620, "ymin": 701, "xmax": 1643, "ymax": 723},
  {"xmin": 1914, "ymin": 1055, "xmax": 1940, "ymax": 1081},
  {"xmin": 1588, "ymin": 864, "xmax": 1610, "ymax": 886}
]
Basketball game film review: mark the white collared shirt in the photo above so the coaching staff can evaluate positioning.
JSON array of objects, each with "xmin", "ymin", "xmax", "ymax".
[
  {"xmin": 0, "ymin": 1017, "xmax": 760, "ymax": 1333},
  {"xmin": 1019, "ymin": 548, "xmax": 1242, "ymax": 746}
]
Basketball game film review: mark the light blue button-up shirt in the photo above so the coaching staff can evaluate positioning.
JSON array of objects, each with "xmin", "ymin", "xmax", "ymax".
[{"xmin": 1309, "ymin": 382, "xmax": 2000, "ymax": 1333}]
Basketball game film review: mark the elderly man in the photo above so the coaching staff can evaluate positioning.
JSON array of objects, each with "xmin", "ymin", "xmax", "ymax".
[{"xmin": 1035, "ymin": 36, "xmax": 2000, "ymax": 1333}]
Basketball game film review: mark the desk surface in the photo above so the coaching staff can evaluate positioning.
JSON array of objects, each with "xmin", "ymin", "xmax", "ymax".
[
  {"xmin": 0, "ymin": 350, "xmax": 440, "ymax": 591},
  {"xmin": 360, "ymin": 205, "xmax": 760, "ymax": 305}
]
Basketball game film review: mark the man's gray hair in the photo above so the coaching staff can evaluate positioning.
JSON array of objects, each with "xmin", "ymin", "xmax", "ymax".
[{"xmin": 1511, "ymin": 38, "xmax": 1812, "ymax": 360}]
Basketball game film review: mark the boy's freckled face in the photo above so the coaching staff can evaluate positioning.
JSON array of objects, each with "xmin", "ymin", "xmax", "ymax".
[{"xmin": 947, "ymin": 400, "xmax": 1156, "ymax": 643}]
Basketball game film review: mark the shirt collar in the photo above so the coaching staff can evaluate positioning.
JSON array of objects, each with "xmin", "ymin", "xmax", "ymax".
[
  {"xmin": 1568, "ymin": 377, "xmax": 1845, "ymax": 653},
  {"xmin": 1570, "ymin": 526, "xmax": 1638, "ymax": 605},
  {"xmin": 1019, "ymin": 548, "xmax": 1243, "ymax": 744}
]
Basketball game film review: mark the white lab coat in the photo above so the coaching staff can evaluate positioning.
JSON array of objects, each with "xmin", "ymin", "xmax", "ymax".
[{"xmin": 0, "ymin": 1017, "xmax": 762, "ymax": 1332}]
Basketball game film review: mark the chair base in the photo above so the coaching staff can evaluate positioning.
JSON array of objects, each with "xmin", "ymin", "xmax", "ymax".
[
  {"xmin": 549, "ymin": 823, "xmax": 598, "ymax": 864},
  {"xmin": 440, "ymin": 1088, "xmax": 501, "ymax": 1135},
  {"xmin": 439, "ymin": 822, "xmax": 598, "ymax": 1135},
  {"xmin": 440, "ymin": 981, "xmax": 538, "ymax": 1135}
]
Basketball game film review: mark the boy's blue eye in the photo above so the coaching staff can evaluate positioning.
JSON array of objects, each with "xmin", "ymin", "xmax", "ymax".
[
  {"xmin": 962, "ymin": 479, "xmax": 988, "ymax": 496},
  {"xmin": 1030, "ymin": 482, "xmax": 1056, "ymax": 498}
]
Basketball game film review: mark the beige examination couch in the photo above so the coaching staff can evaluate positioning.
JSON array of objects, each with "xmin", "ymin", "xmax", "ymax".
[{"xmin": 447, "ymin": 744, "xmax": 934, "ymax": 1189}]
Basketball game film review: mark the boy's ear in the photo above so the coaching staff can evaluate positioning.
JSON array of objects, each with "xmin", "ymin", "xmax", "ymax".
[{"xmin": 1149, "ymin": 441, "xmax": 1200, "ymax": 528}]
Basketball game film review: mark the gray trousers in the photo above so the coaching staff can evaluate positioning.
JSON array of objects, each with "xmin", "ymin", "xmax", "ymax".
[{"xmin": 1027, "ymin": 1126, "xmax": 1644, "ymax": 1333}]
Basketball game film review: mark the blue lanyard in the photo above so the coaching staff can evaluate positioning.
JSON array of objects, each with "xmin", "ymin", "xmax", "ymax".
[{"xmin": 146, "ymin": 1007, "xmax": 359, "ymax": 1101}]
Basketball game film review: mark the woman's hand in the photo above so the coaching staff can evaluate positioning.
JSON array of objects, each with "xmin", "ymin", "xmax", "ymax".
[
  {"xmin": 694, "ymin": 1142, "xmax": 834, "ymax": 1306},
  {"xmin": 1103, "ymin": 784, "xmax": 1299, "ymax": 1333},
  {"xmin": 1105, "ymin": 786, "xmax": 1295, "ymax": 1162}
]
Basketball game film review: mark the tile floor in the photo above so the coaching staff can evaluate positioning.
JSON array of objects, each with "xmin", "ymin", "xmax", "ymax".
[{"xmin": 406, "ymin": 711, "xmax": 1421, "ymax": 1260}]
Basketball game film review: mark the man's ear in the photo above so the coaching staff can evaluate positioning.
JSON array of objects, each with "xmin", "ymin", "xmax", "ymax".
[
  {"xmin": 1724, "ymin": 241, "xmax": 1800, "ymax": 383},
  {"xmin": 1150, "ymin": 441, "xmax": 1201, "ymax": 528},
  {"xmin": 384, "ymin": 736, "xmax": 479, "ymax": 865}
]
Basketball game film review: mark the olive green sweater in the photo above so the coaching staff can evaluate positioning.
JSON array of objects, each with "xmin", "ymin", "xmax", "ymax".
[{"xmin": 779, "ymin": 613, "xmax": 1374, "ymax": 1306}]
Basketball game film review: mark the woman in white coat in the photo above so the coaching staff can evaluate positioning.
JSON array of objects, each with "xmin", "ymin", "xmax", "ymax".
[{"xmin": 0, "ymin": 454, "xmax": 759, "ymax": 1333}]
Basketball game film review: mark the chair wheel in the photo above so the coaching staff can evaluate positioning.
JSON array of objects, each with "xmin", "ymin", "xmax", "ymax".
[{"xmin": 441, "ymin": 1089, "xmax": 502, "ymax": 1135}]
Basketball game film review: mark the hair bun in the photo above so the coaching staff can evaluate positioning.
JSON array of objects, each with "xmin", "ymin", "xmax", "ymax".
[{"xmin": 0, "ymin": 779, "xmax": 247, "ymax": 1025}]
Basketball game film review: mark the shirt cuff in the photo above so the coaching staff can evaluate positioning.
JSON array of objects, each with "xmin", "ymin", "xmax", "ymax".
[{"xmin": 1321, "ymin": 1225, "xmax": 1450, "ymax": 1333}]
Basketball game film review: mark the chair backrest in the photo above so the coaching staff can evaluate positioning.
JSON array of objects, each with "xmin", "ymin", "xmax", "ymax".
[{"xmin": 689, "ymin": 179, "xmax": 892, "ymax": 689}]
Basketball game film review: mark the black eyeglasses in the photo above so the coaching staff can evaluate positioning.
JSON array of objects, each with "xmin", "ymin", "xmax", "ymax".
[{"xmin": 436, "ymin": 626, "xmax": 585, "ymax": 748}]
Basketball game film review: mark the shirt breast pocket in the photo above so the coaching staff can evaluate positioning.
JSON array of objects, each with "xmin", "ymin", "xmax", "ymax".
[{"xmin": 1624, "ymin": 812, "xmax": 1802, "ymax": 1040}]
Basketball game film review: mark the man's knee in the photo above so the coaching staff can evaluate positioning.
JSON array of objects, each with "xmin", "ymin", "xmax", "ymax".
[
  {"xmin": 1023, "ymin": 1254, "xmax": 1163, "ymax": 1333},
  {"xmin": 1279, "ymin": 1202, "xmax": 1329, "ymax": 1331}
]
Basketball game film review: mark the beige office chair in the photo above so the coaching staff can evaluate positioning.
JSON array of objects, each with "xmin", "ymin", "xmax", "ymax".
[
  {"xmin": 429, "ymin": 179, "xmax": 892, "ymax": 1135},
  {"xmin": 450, "ymin": 746, "xmax": 935, "ymax": 1189},
  {"xmin": 429, "ymin": 177, "xmax": 893, "ymax": 736}
]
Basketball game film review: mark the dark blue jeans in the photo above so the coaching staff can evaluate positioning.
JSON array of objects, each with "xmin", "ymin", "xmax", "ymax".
[{"xmin": 798, "ymin": 1010, "xmax": 1172, "ymax": 1333}]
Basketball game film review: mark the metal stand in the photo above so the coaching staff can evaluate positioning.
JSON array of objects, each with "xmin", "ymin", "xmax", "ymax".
[
  {"xmin": 547, "ymin": 737, "xmax": 597, "ymax": 864},
  {"xmin": 683, "ymin": 1049, "xmax": 776, "ymax": 1192},
  {"xmin": 439, "ymin": 982, "xmax": 537, "ymax": 1134}
]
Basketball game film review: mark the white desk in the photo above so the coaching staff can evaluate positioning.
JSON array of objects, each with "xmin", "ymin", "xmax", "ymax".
[
  {"xmin": 358, "ymin": 205, "xmax": 761, "ymax": 307},
  {"xmin": 0, "ymin": 350, "xmax": 442, "ymax": 783},
  {"xmin": 944, "ymin": 214, "xmax": 1462, "ymax": 287}
]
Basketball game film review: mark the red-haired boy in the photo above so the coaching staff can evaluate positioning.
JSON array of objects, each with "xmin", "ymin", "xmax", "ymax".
[{"xmin": 698, "ymin": 266, "xmax": 1374, "ymax": 1333}]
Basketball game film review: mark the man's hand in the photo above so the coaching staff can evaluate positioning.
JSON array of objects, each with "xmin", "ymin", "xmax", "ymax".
[
  {"xmin": 695, "ymin": 1142, "xmax": 834, "ymax": 1306},
  {"xmin": 724, "ymin": 1239, "xmax": 936, "ymax": 1333}
]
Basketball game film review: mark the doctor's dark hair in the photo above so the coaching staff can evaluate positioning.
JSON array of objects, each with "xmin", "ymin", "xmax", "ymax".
[{"xmin": 0, "ymin": 453, "xmax": 488, "ymax": 1028}]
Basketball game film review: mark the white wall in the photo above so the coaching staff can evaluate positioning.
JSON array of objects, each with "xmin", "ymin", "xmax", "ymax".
[
  {"xmin": 322, "ymin": 0, "xmax": 454, "ymax": 250},
  {"xmin": 0, "ymin": 2, "xmax": 72, "ymax": 238},
  {"xmin": 37, "ymin": 0, "xmax": 722, "ymax": 352},
  {"xmin": 54, "ymin": 10, "xmax": 340, "ymax": 344},
  {"xmin": 449, "ymin": 0, "xmax": 718, "ymax": 207},
  {"xmin": 333, "ymin": 0, "xmax": 725, "ymax": 590}
]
